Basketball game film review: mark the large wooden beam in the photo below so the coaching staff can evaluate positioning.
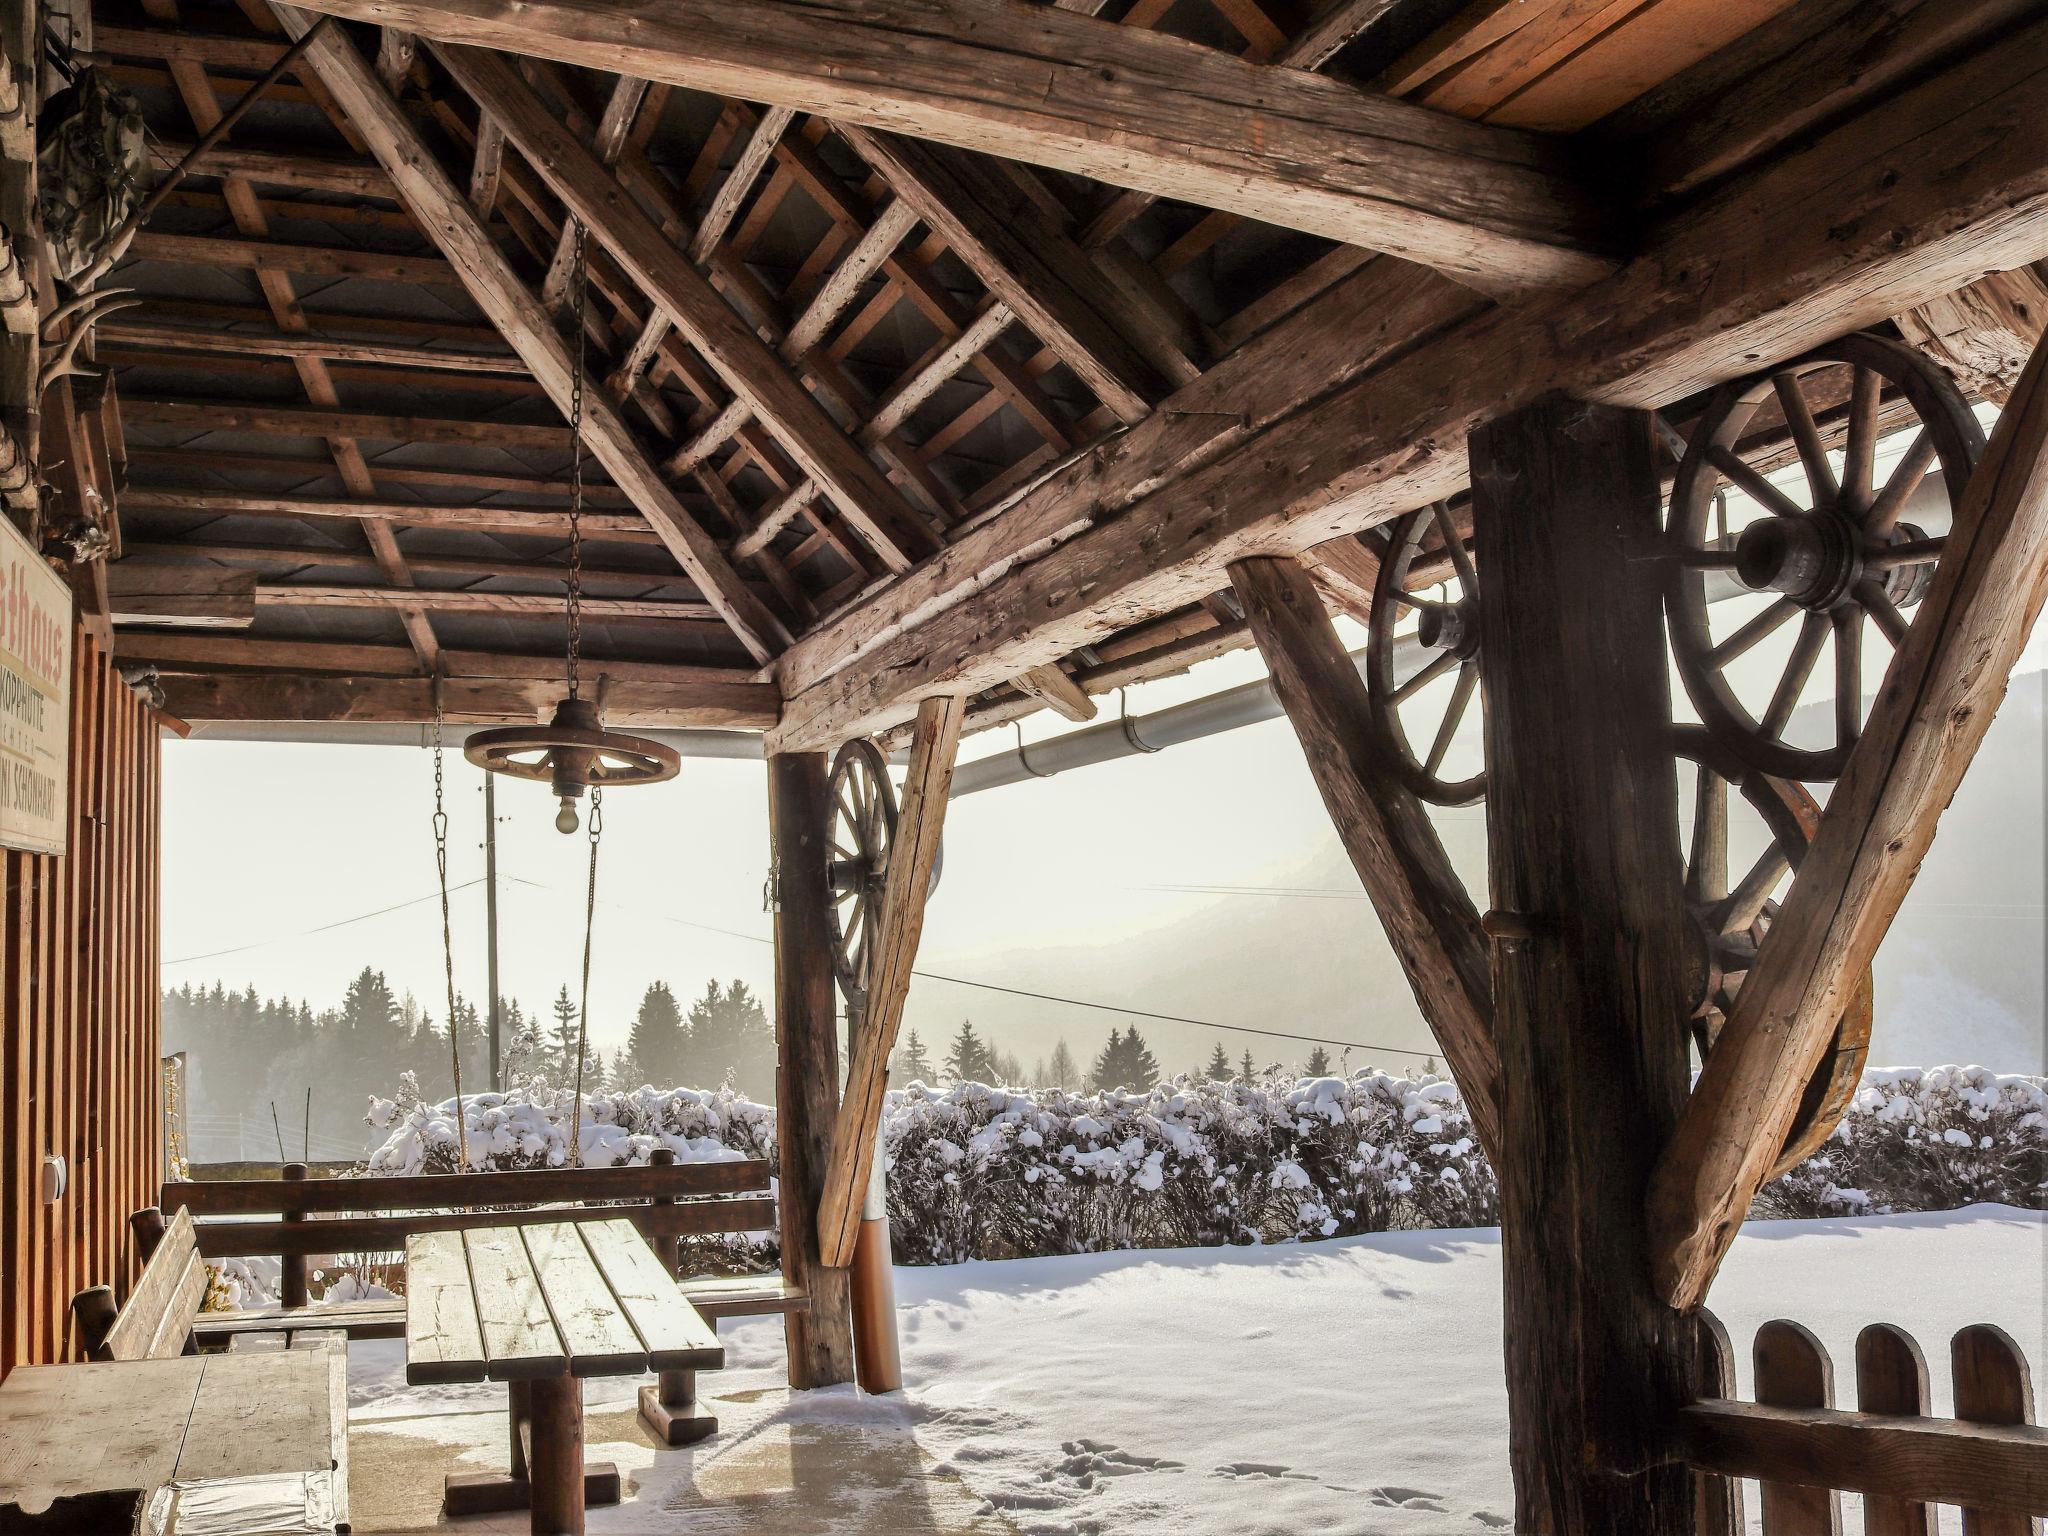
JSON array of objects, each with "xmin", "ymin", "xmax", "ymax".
[
  {"xmin": 154, "ymin": 670, "xmax": 778, "ymax": 727},
  {"xmin": 1227, "ymin": 555, "xmax": 1498, "ymax": 1156},
  {"xmin": 101, "ymin": 320, "xmax": 524, "ymax": 375},
  {"xmin": 117, "ymin": 630, "xmax": 754, "ymax": 685},
  {"xmin": 1473, "ymin": 399, "xmax": 1693, "ymax": 1532},
  {"xmin": 769, "ymin": 10, "xmax": 2048, "ymax": 750},
  {"xmin": 1647, "ymin": 335, "xmax": 2048, "ymax": 1312},
  {"xmin": 1895, "ymin": 265, "xmax": 2048, "ymax": 406},
  {"xmin": 430, "ymin": 43, "xmax": 940, "ymax": 574},
  {"xmin": 767, "ymin": 753, "xmax": 857, "ymax": 1389},
  {"xmin": 816, "ymin": 694, "xmax": 964, "ymax": 1270},
  {"xmin": 125, "ymin": 396, "xmax": 568, "ymax": 451},
  {"xmin": 838, "ymin": 129, "xmax": 1178, "ymax": 425},
  {"xmin": 121, "ymin": 488, "xmax": 659, "ymax": 541},
  {"xmin": 251, "ymin": 584, "xmax": 723, "ymax": 625},
  {"xmin": 269, "ymin": 5, "xmax": 790, "ymax": 665},
  {"xmin": 275, "ymin": 0, "xmax": 1611, "ymax": 292}
]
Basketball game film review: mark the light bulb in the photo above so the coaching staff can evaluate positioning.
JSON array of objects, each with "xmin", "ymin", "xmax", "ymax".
[{"xmin": 555, "ymin": 797, "xmax": 580, "ymax": 835}]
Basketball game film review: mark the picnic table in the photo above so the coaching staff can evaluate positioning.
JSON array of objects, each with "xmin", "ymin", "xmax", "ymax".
[
  {"xmin": 0, "ymin": 1349, "xmax": 347, "ymax": 1532},
  {"xmin": 405, "ymin": 1216, "xmax": 724, "ymax": 1535}
]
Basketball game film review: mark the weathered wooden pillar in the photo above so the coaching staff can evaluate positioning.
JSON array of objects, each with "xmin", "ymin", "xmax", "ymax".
[
  {"xmin": 1471, "ymin": 397, "xmax": 1694, "ymax": 1533},
  {"xmin": 767, "ymin": 751, "xmax": 856, "ymax": 1388}
]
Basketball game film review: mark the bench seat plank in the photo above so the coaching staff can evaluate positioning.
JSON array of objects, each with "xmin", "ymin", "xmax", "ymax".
[
  {"xmin": 173, "ymin": 1351, "xmax": 334, "ymax": 1484},
  {"xmin": 463, "ymin": 1227, "xmax": 565, "ymax": 1382},
  {"xmin": 681, "ymin": 1276, "xmax": 809, "ymax": 1320},
  {"xmin": 103, "ymin": 1207, "xmax": 202, "ymax": 1362},
  {"xmin": 0, "ymin": 1358, "xmax": 203, "ymax": 1511},
  {"xmin": 192, "ymin": 1296, "xmax": 406, "ymax": 1341},
  {"xmin": 523, "ymin": 1221, "xmax": 648, "ymax": 1378},
  {"xmin": 582, "ymin": 1219, "xmax": 724, "ymax": 1371},
  {"xmin": 404, "ymin": 1232, "xmax": 488, "ymax": 1386}
]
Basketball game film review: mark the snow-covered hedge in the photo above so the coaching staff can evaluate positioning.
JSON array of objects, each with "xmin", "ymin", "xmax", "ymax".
[{"xmin": 353, "ymin": 1065, "xmax": 2046, "ymax": 1267}]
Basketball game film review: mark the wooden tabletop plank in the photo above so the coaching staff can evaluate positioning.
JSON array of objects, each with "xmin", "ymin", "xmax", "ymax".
[
  {"xmin": 0, "ymin": 1358, "xmax": 203, "ymax": 1513},
  {"xmin": 579, "ymin": 1218, "xmax": 724, "ymax": 1372},
  {"xmin": 464, "ymin": 1225, "xmax": 568, "ymax": 1381},
  {"xmin": 404, "ymin": 1231, "xmax": 488, "ymax": 1385},
  {"xmin": 522, "ymin": 1221, "xmax": 650, "ymax": 1378},
  {"xmin": 173, "ymin": 1351, "xmax": 333, "ymax": 1483}
]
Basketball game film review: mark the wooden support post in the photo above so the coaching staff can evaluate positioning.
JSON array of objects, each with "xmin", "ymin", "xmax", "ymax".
[
  {"xmin": 849, "ymin": 1104, "xmax": 902, "ymax": 1394},
  {"xmin": 279, "ymin": 1161, "xmax": 307, "ymax": 1308},
  {"xmin": 639, "ymin": 1145, "xmax": 717, "ymax": 1442},
  {"xmin": 816, "ymin": 695, "xmax": 964, "ymax": 1270},
  {"xmin": 1648, "ymin": 336, "xmax": 2048, "ymax": 1310},
  {"xmin": 526, "ymin": 1375, "xmax": 584, "ymax": 1536},
  {"xmin": 768, "ymin": 752, "xmax": 856, "ymax": 1389},
  {"xmin": 1226, "ymin": 556, "xmax": 1501, "ymax": 1161},
  {"xmin": 1471, "ymin": 398, "xmax": 1694, "ymax": 1534}
]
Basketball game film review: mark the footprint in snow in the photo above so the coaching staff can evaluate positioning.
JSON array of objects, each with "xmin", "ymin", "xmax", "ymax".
[
  {"xmin": 1368, "ymin": 1486, "xmax": 1450, "ymax": 1512},
  {"xmin": 1470, "ymin": 1513, "xmax": 1512, "ymax": 1528},
  {"xmin": 1212, "ymin": 1462, "xmax": 1314, "ymax": 1481}
]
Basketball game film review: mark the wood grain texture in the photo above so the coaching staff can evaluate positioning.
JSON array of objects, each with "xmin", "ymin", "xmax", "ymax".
[
  {"xmin": 768, "ymin": 752, "xmax": 856, "ymax": 1388},
  {"xmin": 195, "ymin": 1199, "xmax": 777, "ymax": 1257},
  {"xmin": 1856, "ymin": 1323, "xmax": 1937, "ymax": 1536},
  {"xmin": 817, "ymin": 696, "xmax": 965, "ymax": 1268},
  {"xmin": 1755, "ymin": 1319, "xmax": 1844, "ymax": 1532},
  {"xmin": 1227, "ymin": 555, "xmax": 1499, "ymax": 1159},
  {"xmin": 154, "ymin": 673, "xmax": 778, "ymax": 729},
  {"xmin": 1648, "ymin": 334, "xmax": 2048, "ymax": 1311},
  {"xmin": 1471, "ymin": 400, "xmax": 1692, "ymax": 1533},
  {"xmin": 270, "ymin": 6, "xmax": 789, "ymax": 663},
  {"xmin": 1897, "ymin": 265, "xmax": 2048, "ymax": 407},
  {"xmin": 463, "ymin": 1225, "xmax": 565, "ymax": 1382},
  {"xmin": 521, "ymin": 1221, "xmax": 647, "ymax": 1378},
  {"xmin": 577, "ymin": 1218, "xmax": 723, "ymax": 1372},
  {"xmin": 166, "ymin": 1160, "xmax": 771, "ymax": 1214},
  {"xmin": 772, "ymin": 13, "xmax": 2048, "ymax": 750},
  {"xmin": 404, "ymin": 1230, "xmax": 488, "ymax": 1385},
  {"xmin": 1953, "ymin": 1324, "xmax": 2036, "ymax": 1536},
  {"xmin": 278, "ymin": 0, "xmax": 1611, "ymax": 289}
]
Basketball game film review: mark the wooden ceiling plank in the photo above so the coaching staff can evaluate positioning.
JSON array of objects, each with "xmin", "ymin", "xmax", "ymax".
[
  {"xmin": 154, "ymin": 670, "xmax": 779, "ymax": 727},
  {"xmin": 275, "ymin": 0, "xmax": 1614, "ymax": 291},
  {"xmin": 101, "ymin": 320, "xmax": 524, "ymax": 375},
  {"xmin": 122, "ymin": 488, "xmax": 661, "ymax": 539}
]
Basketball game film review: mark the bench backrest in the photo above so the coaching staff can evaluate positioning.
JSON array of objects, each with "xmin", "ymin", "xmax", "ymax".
[{"xmin": 72, "ymin": 1206, "xmax": 206, "ymax": 1361}]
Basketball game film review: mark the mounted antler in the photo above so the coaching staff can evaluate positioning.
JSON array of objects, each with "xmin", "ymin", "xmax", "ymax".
[{"xmin": 37, "ymin": 288, "xmax": 143, "ymax": 395}]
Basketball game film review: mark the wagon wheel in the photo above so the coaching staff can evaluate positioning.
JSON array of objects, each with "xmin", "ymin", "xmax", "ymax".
[
  {"xmin": 1366, "ymin": 503, "xmax": 1484, "ymax": 806},
  {"xmin": 1675, "ymin": 726, "xmax": 1872, "ymax": 1178},
  {"xmin": 825, "ymin": 739, "xmax": 943, "ymax": 1011},
  {"xmin": 1667, "ymin": 331, "xmax": 1984, "ymax": 782}
]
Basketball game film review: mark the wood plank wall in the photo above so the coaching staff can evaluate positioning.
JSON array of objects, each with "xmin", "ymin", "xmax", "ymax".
[{"xmin": 0, "ymin": 622, "xmax": 163, "ymax": 1377}]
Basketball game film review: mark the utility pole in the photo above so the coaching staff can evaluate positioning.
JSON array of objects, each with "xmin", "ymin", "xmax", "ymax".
[{"xmin": 484, "ymin": 772, "xmax": 502, "ymax": 1089}]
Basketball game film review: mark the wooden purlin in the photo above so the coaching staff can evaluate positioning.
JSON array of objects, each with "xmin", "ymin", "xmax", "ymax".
[{"xmin": 1, "ymin": 629, "xmax": 164, "ymax": 1379}]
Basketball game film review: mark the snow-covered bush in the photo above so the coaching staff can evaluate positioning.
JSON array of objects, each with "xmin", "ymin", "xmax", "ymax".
[
  {"xmin": 1755, "ymin": 1066, "xmax": 2048, "ymax": 1218},
  {"xmin": 353, "ymin": 1064, "xmax": 2044, "ymax": 1267}
]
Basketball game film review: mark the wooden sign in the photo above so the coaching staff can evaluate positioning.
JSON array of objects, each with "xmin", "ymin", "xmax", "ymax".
[{"xmin": 0, "ymin": 514, "xmax": 71, "ymax": 854}]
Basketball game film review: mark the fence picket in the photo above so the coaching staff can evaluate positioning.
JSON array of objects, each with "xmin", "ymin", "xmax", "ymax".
[
  {"xmin": 1856, "ymin": 1322, "xmax": 1938, "ymax": 1536},
  {"xmin": 1754, "ymin": 1319, "xmax": 1844, "ymax": 1535},
  {"xmin": 1694, "ymin": 1309, "xmax": 1744, "ymax": 1536},
  {"xmin": 1952, "ymin": 1324, "xmax": 2038, "ymax": 1536}
]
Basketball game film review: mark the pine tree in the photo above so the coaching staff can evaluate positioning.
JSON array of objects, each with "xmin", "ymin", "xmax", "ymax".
[
  {"xmin": 1240, "ymin": 1048, "xmax": 1256, "ymax": 1082},
  {"xmin": 1422, "ymin": 1055, "xmax": 1440, "ymax": 1077},
  {"xmin": 990, "ymin": 1047, "xmax": 1023, "ymax": 1086},
  {"xmin": 1046, "ymin": 1039, "xmax": 1078, "ymax": 1090},
  {"xmin": 1304, "ymin": 1045, "xmax": 1333, "ymax": 1077},
  {"xmin": 548, "ymin": 985, "xmax": 597, "ymax": 1085},
  {"xmin": 1205, "ymin": 1043, "xmax": 1232, "ymax": 1081},
  {"xmin": 502, "ymin": 999, "xmax": 544, "ymax": 1085},
  {"xmin": 623, "ymin": 981, "xmax": 687, "ymax": 1089},
  {"xmin": 1089, "ymin": 1026, "xmax": 1125, "ymax": 1091},
  {"xmin": 891, "ymin": 1027, "xmax": 934, "ymax": 1084},
  {"xmin": 1122, "ymin": 1028, "xmax": 1161, "ymax": 1089},
  {"xmin": 687, "ymin": 979, "xmax": 776, "ymax": 1098},
  {"xmin": 944, "ymin": 1020, "xmax": 995, "ymax": 1084}
]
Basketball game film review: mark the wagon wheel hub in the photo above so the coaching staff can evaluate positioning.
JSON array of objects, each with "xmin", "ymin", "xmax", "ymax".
[
  {"xmin": 1415, "ymin": 597, "xmax": 1482, "ymax": 661},
  {"xmin": 1733, "ymin": 509, "xmax": 1862, "ymax": 612}
]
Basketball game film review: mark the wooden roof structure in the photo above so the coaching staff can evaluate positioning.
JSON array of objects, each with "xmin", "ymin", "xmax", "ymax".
[{"xmin": 65, "ymin": 0, "xmax": 2041, "ymax": 749}]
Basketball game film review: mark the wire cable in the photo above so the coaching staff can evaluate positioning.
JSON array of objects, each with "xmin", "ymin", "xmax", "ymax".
[{"xmin": 161, "ymin": 878, "xmax": 487, "ymax": 966}]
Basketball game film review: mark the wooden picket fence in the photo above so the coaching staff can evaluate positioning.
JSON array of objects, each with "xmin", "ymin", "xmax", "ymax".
[{"xmin": 1679, "ymin": 1311, "xmax": 2048, "ymax": 1532}]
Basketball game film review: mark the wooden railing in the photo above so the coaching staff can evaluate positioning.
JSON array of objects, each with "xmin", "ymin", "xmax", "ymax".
[{"xmin": 1682, "ymin": 1311, "xmax": 2048, "ymax": 1531}]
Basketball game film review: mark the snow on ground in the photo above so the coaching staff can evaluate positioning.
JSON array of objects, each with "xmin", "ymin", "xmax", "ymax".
[{"xmin": 349, "ymin": 1205, "xmax": 2046, "ymax": 1535}]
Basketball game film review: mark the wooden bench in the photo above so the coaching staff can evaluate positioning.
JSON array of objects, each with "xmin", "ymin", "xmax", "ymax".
[
  {"xmin": 62, "ymin": 1206, "xmax": 349, "ymax": 1533},
  {"xmin": 151, "ymin": 1153, "xmax": 806, "ymax": 1352}
]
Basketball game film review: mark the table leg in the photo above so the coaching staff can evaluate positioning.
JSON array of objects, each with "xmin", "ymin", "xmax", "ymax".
[
  {"xmin": 442, "ymin": 1378, "xmax": 620, "ymax": 1522},
  {"xmin": 527, "ymin": 1376, "xmax": 584, "ymax": 1536},
  {"xmin": 638, "ymin": 1366, "xmax": 719, "ymax": 1446},
  {"xmin": 507, "ymin": 1378, "xmax": 532, "ymax": 1482}
]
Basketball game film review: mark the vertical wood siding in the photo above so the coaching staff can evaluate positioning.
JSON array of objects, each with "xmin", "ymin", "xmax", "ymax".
[{"xmin": 0, "ymin": 625, "xmax": 163, "ymax": 1378}]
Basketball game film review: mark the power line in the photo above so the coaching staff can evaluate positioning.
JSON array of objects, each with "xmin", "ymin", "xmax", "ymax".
[{"xmin": 161, "ymin": 878, "xmax": 486, "ymax": 965}]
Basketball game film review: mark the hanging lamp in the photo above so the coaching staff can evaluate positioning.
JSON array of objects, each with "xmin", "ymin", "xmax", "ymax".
[{"xmin": 464, "ymin": 220, "xmax": 679, "ymax": 831}]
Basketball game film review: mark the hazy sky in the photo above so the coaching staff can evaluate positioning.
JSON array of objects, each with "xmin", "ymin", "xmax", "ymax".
[{"xmin": 159, "ymin": 414, "xmax": 2048, "ymax": 1099}]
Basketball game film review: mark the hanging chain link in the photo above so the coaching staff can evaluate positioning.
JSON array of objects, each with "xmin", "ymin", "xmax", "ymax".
[
  {"xmin": 569, "ymin": 786, "xmax": 602, "ymax": 1165},
  {"xmin": 564, "ymin": 218, "xmax": 589, "ymax": 701},
  {"xmin": 431, "ymin": 682, "xmax": 471, "ymax": 1172}
]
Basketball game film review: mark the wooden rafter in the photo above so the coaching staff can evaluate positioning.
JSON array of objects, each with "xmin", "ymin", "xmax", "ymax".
[
  {"xmin": 276, "ymin": 0, "xmax": 1616, "ymax": 292},
  {"xmin": 153, "ymin": 670, "xmax": 779, "ymax": 727},
  {"xmin": 271, "ymin": 4, "xmax": 790, "ymax": 664},
  {"xmin": 769, "ymin": 11, "xmax": 2048, "ymax": 748},
  {"xmin": 1646, "ymin": 335, "xmax": 2048, "ymax": 1312}
]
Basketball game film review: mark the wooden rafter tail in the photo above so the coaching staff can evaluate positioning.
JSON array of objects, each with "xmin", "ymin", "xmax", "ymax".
[
  {"xmin": 1647, "ymin": 332, "xmax": 2048, "ymax": 1313},
  {"xmin": 266, "ymin": 4, "xmax": 790, "ymax": 666},
  {"xmin": 816, "ymin": 694, "xmax": 966, "ymax": 1270},
  {"xmin": 430, "ymin": 43, "xmax": 941, "ymax": 577},
  {"xmin": 1226, "ymin": 555, "xmax": 1500, "ymax": 1161},
  {"xmin": 274, "ymin": 0, "xmax": 1614, "ymax": 293}
]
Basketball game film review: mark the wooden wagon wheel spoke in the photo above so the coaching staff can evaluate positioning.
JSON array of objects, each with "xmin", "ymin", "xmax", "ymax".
[
  {"xmin": 1391, "ymin": 648, "xmax": 1458, "ymax": 704},
  {"xmin": 1387, "ymin": 588, "xmax": 1450, "ymax": 614},
  {"xmin": 1708, "ymin": 845, "xmax": 1791, "ymax": 937},
  {"xmin": 1666, "ymin": 331, "xmax": 1984, "ymax": 781},
  {"xmin": 1424, "ymin": 662, "xmax": 1478, "ymax": 776},
  {"xmin": 1708, "ymin": 595, "xmax": 1800, "ymax": 670},
  {"xmin": 1832, "ymin": 607, "xmax": 1862, "ymax": 750},
  {"xmin": 1760, "ymin": 611, "xmax": 1828, "ymax": 738},
  {"xmin": 1842, "ymin": 364, "xmax": 1882, "ymax": 514},
  {"xmin": 1773, "ymin": 370, "xmax": 1838, "ymax": 507},
  {"xmin": 1865, "ymin": 428, "xmax": 1938, "ymax": 537},
  {"xmin": 1684, "ymin": 769, "xmax": 1729, "ymax": 905},
  {"xmin": 1434, "ymin": 503, "xmax": 1478, "ymax": 592}
]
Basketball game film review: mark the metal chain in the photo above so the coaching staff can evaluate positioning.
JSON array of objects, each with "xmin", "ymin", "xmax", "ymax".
[
  {"xmin": 569, "ymin": 786, "xmax": 602, "ymax": 1165},
  {"xmin": 564, "ymin": 218, "xmax": 589, "ymax": 700},
  {"xmin": 431, "ymin": 682, "xmax": 471, "ymax": 1172}
]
